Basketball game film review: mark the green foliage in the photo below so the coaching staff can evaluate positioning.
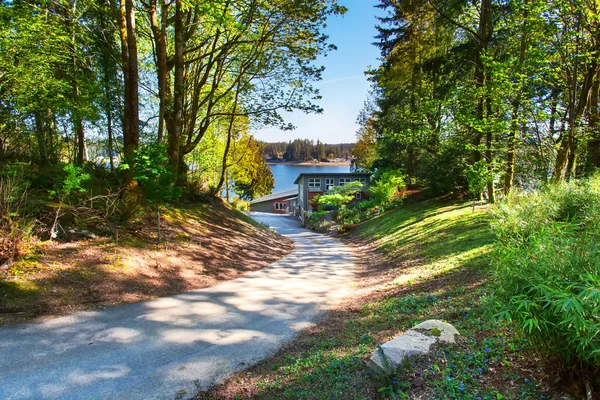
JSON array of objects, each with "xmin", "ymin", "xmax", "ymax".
[
  {"xmin": 318, "ymin": 181, "xmax": 364, "ymax": 209},
  {"xmin": 490, "ymin": 175, "xmax": 600, "ymax": 374},
  {"xmin": 305, "ymin": 211, "xmax": 333, "ymax": 232},
  {"xmin": 129, "ymin": 143, "xmax": 181, "ymax": 205},
  {"xmin": 466, "ymin": 161, "xmax": 493, "ymax": 201},
  {"xmin": 336, "ymin": 205, "xmax": 362, "ymax": 227},
  {"xmin": 230, "ymin": 198, "xmax": 250, "ymax": 211},
  {"xmin": 369, "ymin": 169, "xmax": 405, "ymax": 204},
  {"xmin": 369, "ymin": 0, "xmax": 600, "ymax": 196},
  {"xmin": 49, "ymin": 164, "xmax": 90, "ymax": 200},
  {"xmin": 0, "ymin": 164, "xmax": 35, "ymax": 265},
  {"xmin": 230, "ymin": 137, "xmax": 274, "ymax": 200}
]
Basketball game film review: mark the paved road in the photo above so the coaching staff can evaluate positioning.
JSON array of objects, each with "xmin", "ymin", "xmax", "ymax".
[{"xmin": 0, "ymin": 213, "xmax": 354, "ymax": 400}]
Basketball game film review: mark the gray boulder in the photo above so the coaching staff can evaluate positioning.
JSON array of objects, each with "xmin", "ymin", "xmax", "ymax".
[
  {"xmin": 66, "ymin": 229, "xmax": 97, "ymax": 242},
  {"xmin": 367, "ymin": 319, "xmax": 460, "ymax": 374}
]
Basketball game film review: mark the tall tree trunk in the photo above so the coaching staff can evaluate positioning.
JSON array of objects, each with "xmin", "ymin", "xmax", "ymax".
[
  {"xmin": 565, "ymin": 137, "xmax": 577, "ymax": 180},
  {"xmin": 34, "ymin": 111, "xmax": 49, "ymax": 166},
  {"xmin": 505, "ymin": 98, "xmax": 520, "ymax": 193},
  {"xmin": 117, "ymin": 0, "xmax": 130, "ymax": 149},
  {"xmin": 66, "ymin": 0, "xmax": 86, "ymax": 165},
  {"xmin": 214, "ymin": 79, "xmax": 242, "ymax": 196},
  {"xmin": 168, "ymin": 0, "xmax": 184, "ymax": 176},
  {"xmin": 75, "ymin": 116, "xmax": 86, "ymax": 165},
  {"xmin": 504, "ymin": 4, "xmax": 528, "ymax": 193},
  {"xmin": 99, "ymin": 5, "xmax": 115, "ymax": 171},
  {"xmin": 49, "ymin": 112, "xmax": 59, "ymax": 163},
  {"xmin": 553, "ymin": 17, "xmax": 600, "ymax": 181},
  {"xmin": 117, "ymin": 0, "xmax": 141, "ymax": 214},
  {"xmin": 148, "ymin": 0, "xmax": 168, "ymax": 143},
  {"xmin": 587, "ymin": 74, "xmax": 600, "ymax": 171},
  {"xmin": 123, "ymin": 0, "xmax": 139, "ymax": 164},
  {"xmin": 476, "ymin": 0, "xmax": 495, "ymax": 202},
  {"xmin": 472, "ymin": 0, "xmax": 492, "ymax": 165},
  {"xmin": 107, "ymin": 109, "xmax": 114, "ymax": 170},
  {"xmin": 485, "ymin": 97, "xmax": 495, "ymax": 203},
  {"xmin": 553, "ymin": 128, "xmax": 571, "ymax": 182}
]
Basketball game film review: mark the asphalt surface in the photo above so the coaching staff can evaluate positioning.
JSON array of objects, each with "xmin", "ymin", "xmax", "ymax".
[{"xmin": 0, "ymin": 213, "xmax": 355, "ymax": 400}]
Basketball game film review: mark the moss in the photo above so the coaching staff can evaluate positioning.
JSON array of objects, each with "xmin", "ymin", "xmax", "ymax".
[{"xmin": 0, "ymin": 280, "xmax": 40, "ymax": 308}]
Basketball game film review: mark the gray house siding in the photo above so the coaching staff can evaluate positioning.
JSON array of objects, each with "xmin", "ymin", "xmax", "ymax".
[
  {"xmin": 249, "ymin": 201, "xmax": 274, "ymax": 213},
  {"xmin": 294, "ymin": 172, "xmax": 372, "ymax": 223}
]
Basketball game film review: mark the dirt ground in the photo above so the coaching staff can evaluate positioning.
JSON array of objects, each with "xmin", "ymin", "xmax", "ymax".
[{"xmin": 0, "ymin": 204, "xmax": 293, "ymax": 325}]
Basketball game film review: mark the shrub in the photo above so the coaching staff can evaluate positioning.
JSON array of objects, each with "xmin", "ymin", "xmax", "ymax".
[
  {"xmin": 368, "ymin": 169, "xmax": 405, "ymax": 205},
  {"xmin": 230, "ymin": 198, "xmax": 249, "ymax": 211},
  {"xmin": 0, "ymin": 164, "xmax": 35, "ymax": 266},
  {"xmin": 490, "ymin": 175, "xmax": 600, "ymax": 378},
  {"xmin": 305, "ymin": 211, "xmax": 333, "ymax": 232},
  {"xmin": 48, "ymin": 164, "xmax": 91, "ymax": 239},
  {"xmin": 336, "ymin": 205, "xmax": 361, "ymax": 226},
  {"xmin": 318, "ymin": 181, "xmax": 364, "ymax": 210},
  {"xmin": 466, "ymin": 160, "xmax": 493, "ymax": 201}
]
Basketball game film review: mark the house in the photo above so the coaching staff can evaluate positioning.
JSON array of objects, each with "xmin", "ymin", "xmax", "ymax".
[
  {"xmin": 249, "ymin": 188, "xmax": 298, "ymax": 214},
  {"xmin": 294, "ymin": 172, "xmax": 371, "ymax": 221}
]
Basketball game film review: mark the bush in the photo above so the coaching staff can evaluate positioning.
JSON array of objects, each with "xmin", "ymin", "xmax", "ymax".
[
  {"xmin": 336, "ymin": 206, "xmax": 361, "ymax": 226},
  {"xmin": 490, "ymin": 175, "xmax": 600, "ymax": 377},
  {"xmin": 230, "ymin": 198, "xmax": 249, "ymax": 211},
  {"xmin": 318, "ymin": 181, "xmax": 364, "ymax": 210},
  {"xmin": 305, "ymin": 211, "xmax": 333, "ymax": 232},
  {"xmin": 368, "ymin": 169, "xmax": 405, "ymax": 204},
  {"xmin": 0, "ymin": 164, "xmax": 36, "ymax": 266}
]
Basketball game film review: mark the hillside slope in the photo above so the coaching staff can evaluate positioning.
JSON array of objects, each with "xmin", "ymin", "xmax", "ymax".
[
  {"xmin": 201, "ymin": 201, "xmax": 558, "ymax": 399},
  {"xmin": 0, "ymin": 204, "xmax": 293, "ymax": 325}
]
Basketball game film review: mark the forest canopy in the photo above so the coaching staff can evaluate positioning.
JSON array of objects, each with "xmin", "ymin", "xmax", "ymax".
[
  {"xmin": 354, "ymin": 0, "xmax": 600, "ymax": 200},
  {"xmin": 0, "ymin": 0, "xmax": 346, "ymax": 200}
]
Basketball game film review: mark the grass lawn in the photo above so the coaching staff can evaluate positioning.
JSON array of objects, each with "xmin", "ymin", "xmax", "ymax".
[
  {"xmin": 200, "ymin": 200, "xmax": 557, "ymax": 399},
  {"xmin": 0, "ymin": 203, "xmax": 293, "ymax": 325}
]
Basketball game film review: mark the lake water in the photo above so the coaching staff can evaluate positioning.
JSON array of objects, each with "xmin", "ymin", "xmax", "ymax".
[{"xmin": 269, "ymin": 163, "xmax": 351, "ymax": 193}]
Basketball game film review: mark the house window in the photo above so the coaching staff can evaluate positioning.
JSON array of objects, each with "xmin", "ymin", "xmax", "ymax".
[
  {"xmin": 358, "ymin": 178, "xmax": 366, "ymax": 184},
  {"xmin": 339, "ymin": 178, "xmax": 352, "ymax": 186},
  {"xmin": 325, "ymin": 178, "xmax": 335, "ymax": 191},
  {"xmin": 275, "ymin": 202, "xmax": 287, "ymax": 210},
  {"xmin": 355, "ymin": 193, "xmax": 362, "ymax": 200},
  {"xmin": 308, "ymin": 178, "xmax": 321, "ymax": 188}
]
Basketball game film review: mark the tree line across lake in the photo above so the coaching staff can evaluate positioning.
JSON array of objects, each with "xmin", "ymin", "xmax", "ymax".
[{"xmin": 261, "ymin": 139, "xmax": 355, "ymax": 162}]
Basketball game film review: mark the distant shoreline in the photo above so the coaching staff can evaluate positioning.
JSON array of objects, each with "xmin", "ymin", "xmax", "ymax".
[{"xmin": 267, "ymin": 161, "xmax": 351, "ymax": 167}]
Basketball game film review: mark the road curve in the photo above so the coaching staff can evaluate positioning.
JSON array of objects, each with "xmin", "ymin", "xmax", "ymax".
[{"xmin": 0, "ymin": 213, "xmax": 354, "ymax": 400}]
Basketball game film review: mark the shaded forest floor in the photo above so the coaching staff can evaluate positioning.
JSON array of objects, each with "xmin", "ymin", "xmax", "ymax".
[
  {"xmin": 0, "ymin": 204, "xmax": 293, "ymax": 325},
  {"xmin": 199, "ymin": 201, "xmax": 568, "ymax": 399}
]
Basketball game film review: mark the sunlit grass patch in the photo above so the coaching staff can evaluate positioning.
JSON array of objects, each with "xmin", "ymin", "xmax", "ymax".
[{"xmin": 0, "ymin": 280, "xmax": 40, "ymax": 310}]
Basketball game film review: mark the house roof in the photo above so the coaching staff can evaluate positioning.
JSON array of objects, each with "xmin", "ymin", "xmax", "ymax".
[
  {"xmin": 249, "ymin": 188, "xmax": 298, "ymax": 204},
  {"xmin": 293, "ymin": 172, "xmax": 372, "ymax": 184}
]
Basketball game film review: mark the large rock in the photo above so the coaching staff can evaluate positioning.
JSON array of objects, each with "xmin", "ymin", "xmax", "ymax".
[
  {"xmin": 66, "ymin": 229, "xmax": 97, "ymax": 242},
  {"xmin": 367, "ymin": 319, "xmax": 460, "ymax": 374}
]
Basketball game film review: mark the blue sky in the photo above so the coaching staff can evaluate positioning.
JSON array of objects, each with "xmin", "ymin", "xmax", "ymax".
[{"xmin": 254, "ymin": 0, "xmax": 382, "ymax": 144}]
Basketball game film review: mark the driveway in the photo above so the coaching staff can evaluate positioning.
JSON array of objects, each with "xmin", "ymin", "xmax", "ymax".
[{"xmin": 0, "ymin": 213, "xmax": 355, "ymax": 399}]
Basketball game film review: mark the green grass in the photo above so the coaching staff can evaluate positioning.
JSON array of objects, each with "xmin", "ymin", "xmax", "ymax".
[
  {"xmin": 201, "ymin": 200, "xmax": 550, "ymax": 399},
  {"xmin": 357, "ymin": 201, "xmax": 493, "ymax": 286}
]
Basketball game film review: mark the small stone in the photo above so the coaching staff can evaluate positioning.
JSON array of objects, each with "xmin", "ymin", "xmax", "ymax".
[{"xmin": 367, "ymin": 319, "xmax": 460, "ymax": 374}]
